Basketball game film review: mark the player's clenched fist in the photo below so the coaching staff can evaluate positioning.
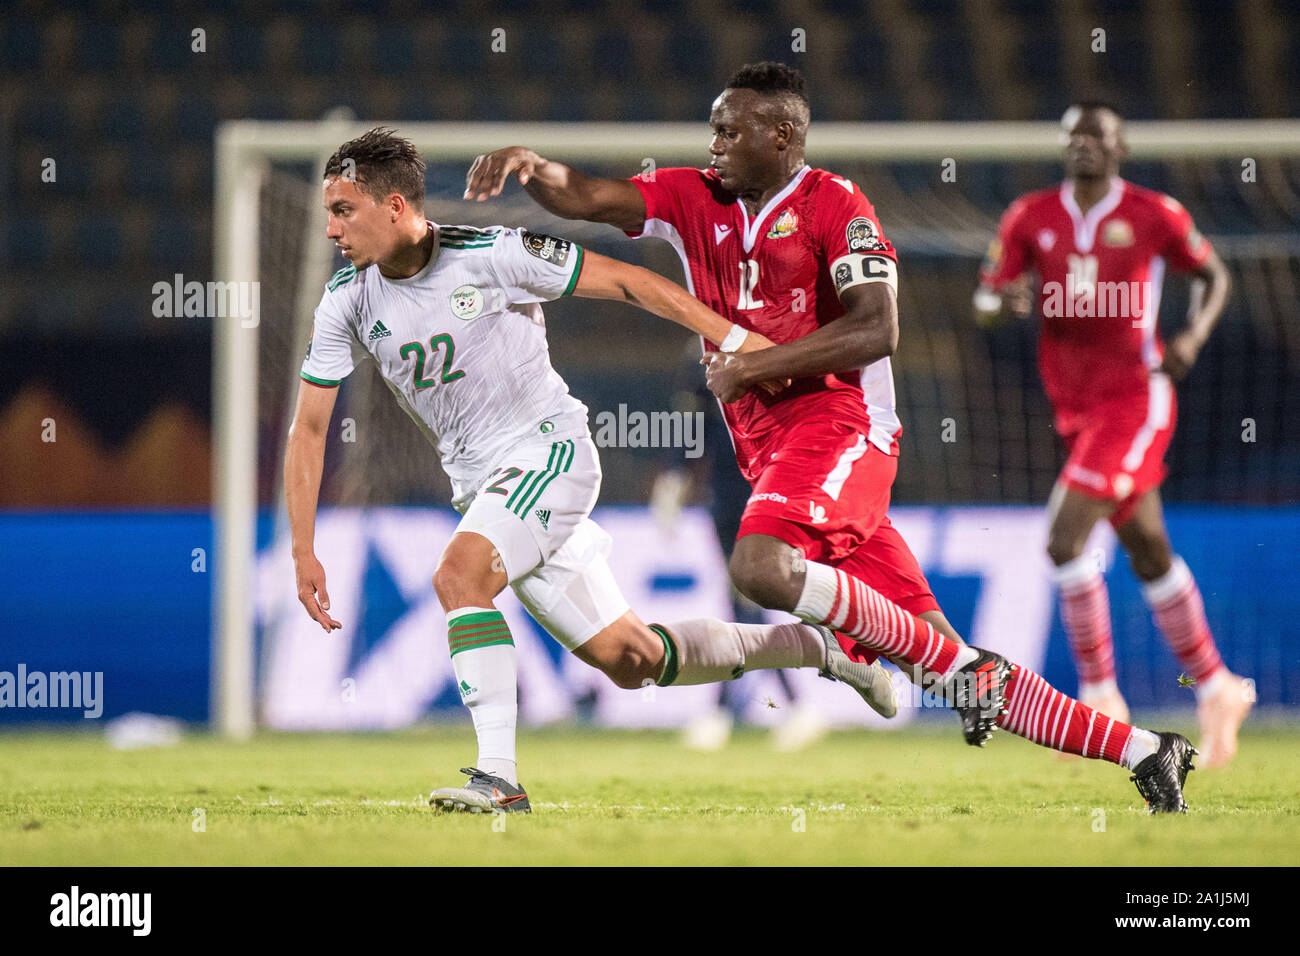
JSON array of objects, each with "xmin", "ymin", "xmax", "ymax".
[
  {"xmin": 465, "ymin": 147, "xmax": 539, "ymax": 201},
  {"xmin": 294, "ymin": 552, "xmax": 342, "ymax": 632},
  {"xmin": 702, "ymin": 351, "xmax": 752, "ymax": 403}
]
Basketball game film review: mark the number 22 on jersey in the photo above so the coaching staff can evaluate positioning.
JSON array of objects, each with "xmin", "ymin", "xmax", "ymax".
[{"xmin": 400, "ymin": 333, "xmax": 466, "ymax": 389}]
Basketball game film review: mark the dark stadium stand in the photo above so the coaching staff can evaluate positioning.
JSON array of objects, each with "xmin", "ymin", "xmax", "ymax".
[{"xmin": 1, "ymin": 0, "xmax": 1296, "ymax": 505}]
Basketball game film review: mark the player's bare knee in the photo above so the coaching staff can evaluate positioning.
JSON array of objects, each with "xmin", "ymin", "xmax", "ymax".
[
  {"xmin": 432, "ymin": 561, "xmax": 489, "ymax": 609},
  {"xmin": 1046, "ymin": 530, "xmax": 1086, "ymax": 567},
  {"xmin": 728, "ymin": 544, "xmax": 799, "ymax": 611},
  {"xmin": 1126, "ymin": 536, "xmax": 1173, "ymax": 582}
]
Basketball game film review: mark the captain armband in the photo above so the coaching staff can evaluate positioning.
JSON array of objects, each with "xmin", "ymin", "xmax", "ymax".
[{"xmin": 829, "ymin": 254, "xmax": 898, "ymax": 296}]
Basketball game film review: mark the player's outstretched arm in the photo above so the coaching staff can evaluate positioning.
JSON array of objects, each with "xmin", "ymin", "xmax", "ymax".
[
  {"xmin": 570, "ymin": 249, "xmax": 778, "ymax": 355},
  {"xmin": 1162, "ymin": 247, "xmax": 1231, "ymax": 382},
  {"xmin": 703, "ymin": 282, "xmax": 897, "ymax": 403},
  {"xmin": 285, "ymin": 380, "xmax": 343, "ymax": 632},
  {"xmin": 465, "ymin": 146, "xmax": 646, "ymax": 232}
]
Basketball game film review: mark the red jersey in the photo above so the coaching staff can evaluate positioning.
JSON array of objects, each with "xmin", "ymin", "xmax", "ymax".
[
  {"xmin": 628, "ymin": 165, "xmax": 902, "ymax": 482},
  {"xmin": 981, "ymin": 178, "xmax": 1212, "ymax": 416}
]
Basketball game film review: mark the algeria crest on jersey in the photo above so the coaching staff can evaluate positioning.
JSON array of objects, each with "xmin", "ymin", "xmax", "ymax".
[
  {"xmin": 767, "ymin": 208, "xmax": 799, "ymax": 239},
  {"xmin": 450, "ymin": 284, "xmax": 484, "ymax": 320}
]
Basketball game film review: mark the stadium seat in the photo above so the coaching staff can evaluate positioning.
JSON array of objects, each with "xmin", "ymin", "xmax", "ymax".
[
  {"xmin": 592, "ymin": 29, "xmax": 636, "ymax": 82},
  {"xmin": 225, "ymin": 25, "xmax": 265, "ymax": 74},
  {"xmin": 373, "ymin": 25, "xmax": 418, "ymax": 75},
  {"xmin": 6, "ymin": 219, "xmax": 50, "ymax": 270},
  {"xmin": 77, "ymin": 218, "xmax": 123, "ymax": 270},
  {"xmin": 300, "ymin": 27, "xmax": 343, "ymax": 76},
  {"xmin": 0, "ymin": 18, "xmax": 41, "ymax": 72},
  {"xmin": 149, "ymin": 19, "xmax": 198, "ymax": 71},
  {"xmin": 80, "ymin": 21, "xmax": 121, "ymax": 71},
  {"xmin": 149, "ymin": 219, "xmax": 197, "ymax": 269},
  {"xmin": 100, "ymin": 99, "xmax": 147, "ymax": 144}
]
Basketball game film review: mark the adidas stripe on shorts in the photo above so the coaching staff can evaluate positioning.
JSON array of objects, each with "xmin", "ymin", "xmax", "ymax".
[{"xmin": 455, "ymin": 433, "xmax": 629, "ymax": 650}]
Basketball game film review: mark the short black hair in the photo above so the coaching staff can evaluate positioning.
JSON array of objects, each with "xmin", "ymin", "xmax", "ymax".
[
  {"xmin": 324, "ymin": 127, "xmax": 425, "ymax": 207},
  {"xmin": 725, "ymin": 62, "xmax": 808, "ymax": 105}
]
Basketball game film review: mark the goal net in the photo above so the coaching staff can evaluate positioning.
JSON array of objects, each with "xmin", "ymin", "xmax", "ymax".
[{"xmin": 215, "ymin": 120, "xmax": 1300, "ymax": 736}]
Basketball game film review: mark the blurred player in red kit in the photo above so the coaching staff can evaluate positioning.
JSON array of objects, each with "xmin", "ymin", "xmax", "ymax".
[
  {"xmin": 975, "ymin": 101, "xmax": 1251, "ymax": 768},
  {"xmin": 468, "ymin": 66, "xmax": 1200, "ymax": 810}
]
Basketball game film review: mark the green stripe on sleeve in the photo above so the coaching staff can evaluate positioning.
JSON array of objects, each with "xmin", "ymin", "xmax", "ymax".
[
  {"xmin": 561, "ymin": 245, "xmax": 585, "ymax": 297},
  {"xmin": 301, "ymin": 372, "xmax": 341, "ymax": 387}
]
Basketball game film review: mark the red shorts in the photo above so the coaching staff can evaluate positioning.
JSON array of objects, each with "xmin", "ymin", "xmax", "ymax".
[
  {"xmin": 736, "ymin": 419, "xmax": 939, "ymax": 629},
  {"xmin": 1058, "ymin": 374, "xmax": 1176, "ymax": 528}
]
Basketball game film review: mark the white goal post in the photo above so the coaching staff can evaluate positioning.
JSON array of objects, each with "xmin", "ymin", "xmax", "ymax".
[{"xmin": 212, "ymin": 118, "xmax": 1300, "ymax": 738}]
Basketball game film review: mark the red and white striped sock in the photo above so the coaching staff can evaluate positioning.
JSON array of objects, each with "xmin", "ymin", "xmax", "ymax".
[
  {"xmin": 996, "ymin": 664, "xmax": 1158, "ymax": 768},
  {"xmin": 793, "ymin": 560, "xmax": 967, "ymax": 679},
  {"xmin": 1053, "ymin": 553, "xmax": 1116, "ymax": 692},
  {"xmin": 1142, "ymin": 556, "xmax": 1225, "ymax": 693}
]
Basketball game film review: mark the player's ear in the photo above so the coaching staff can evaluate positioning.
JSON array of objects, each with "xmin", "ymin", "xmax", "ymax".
[{"xmin": 774, "ymin": 120, "xmax": 793, "ymax": 151}]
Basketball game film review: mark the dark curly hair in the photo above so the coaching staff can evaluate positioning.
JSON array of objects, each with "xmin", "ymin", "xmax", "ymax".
[
  {"xmin": 725, "ymin": 62, "xmax": 808, "ymax": 105},
  {"xmin": 324, "ymin": 127, "xmax": 426, "ymax": 207}
]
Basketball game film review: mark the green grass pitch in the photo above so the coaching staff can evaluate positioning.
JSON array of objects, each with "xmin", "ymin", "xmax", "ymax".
[{"xmin": 3, "ymin": 722, "xmax": 1298, "ymax": 866}]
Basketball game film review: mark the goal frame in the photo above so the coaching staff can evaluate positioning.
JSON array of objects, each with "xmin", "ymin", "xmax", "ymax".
[{"xmin": 212, "ymin": 118, "xmax": 1300, "ymax": 738}]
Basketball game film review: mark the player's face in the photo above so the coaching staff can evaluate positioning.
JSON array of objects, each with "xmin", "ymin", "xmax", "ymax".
[
  {"xmin": 707, "ymin": 89, "xmax": 783, "ymax": 194},
  {"xmin": 1064, "ymin": 107, "xmax": 1124, "ymax": 179},
  {"xmin": 322, "ymin": 176, "xmax": 399, "ymax": 270}
]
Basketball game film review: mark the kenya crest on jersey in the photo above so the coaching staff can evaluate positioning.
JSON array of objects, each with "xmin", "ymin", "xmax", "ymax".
[
  {"xmin": 766, "ymin": 208, "xmax": 799, "ymax": 239},
  {"xmin": 450, "ymin": 284, "xmax": 484, "ymax": 320},
  {"xmin": 846, "ymin": 216, "xmax": 886, "ymax": 252},
  {"xmin": 521, "ymin": 231, "xmax": 572, "ymax": 266}
]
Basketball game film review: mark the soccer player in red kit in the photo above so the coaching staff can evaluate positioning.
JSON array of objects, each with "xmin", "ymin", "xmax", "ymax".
[
  {"xmin": 975, "ymin": 101, "xmax": 1251, "ymax": 768},
  {"xmin": 468, "ymin": 65, "xmax": 1198, "ymax": 811}
]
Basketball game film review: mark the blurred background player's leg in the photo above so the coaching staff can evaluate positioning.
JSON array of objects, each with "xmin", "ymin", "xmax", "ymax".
[
  {"xmin": 1117, "ymin": 490, "xmax": 1254, "ymax": 768},
  {"xmin": 1046, "ymin": 480, "xmax": 1130, "ymax": 723}
]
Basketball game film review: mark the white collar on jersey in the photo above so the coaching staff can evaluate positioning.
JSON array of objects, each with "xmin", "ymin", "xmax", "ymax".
[
  {"xmin": 1059, "ymin": 178, "xmax": 1125, "ymax": 254},
  {"xmin": 736, "ymin": 164, "xmax": 812, "ymax": 253}
]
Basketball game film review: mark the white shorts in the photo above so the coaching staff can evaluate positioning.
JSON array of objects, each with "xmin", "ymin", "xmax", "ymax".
[{"xmin": 456, "ymin": 435, "xmax": 629, "ymax": 650}]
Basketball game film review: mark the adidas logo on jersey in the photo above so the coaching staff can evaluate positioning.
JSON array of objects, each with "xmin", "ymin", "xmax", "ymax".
[
  {"xmin": 368, "ymin": 321, "xmax": 392, "ymax": 341},
  {"xmin": 534, "ymin": 509, "xmax": 551, "ymax": 531}
]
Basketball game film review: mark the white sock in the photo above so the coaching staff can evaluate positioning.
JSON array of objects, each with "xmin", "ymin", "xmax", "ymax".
[
  {"xmin": 1079, "ymin": 677, "xmax": 1120, "ymax": 699},
  {"xmin": 448, "ymin": 606, "xmax": 519, "ymax": 787},
  {"xmin": 1193, "ymin": 666, "xmax": 1230, "ymax": 703},
  {"xmin": 1122, "ymin": 728, "xmax": 1162, "ymax": 770},
  {"xmin": 655, "ymin": 618, "xmax": 825, "ymax": 685}
]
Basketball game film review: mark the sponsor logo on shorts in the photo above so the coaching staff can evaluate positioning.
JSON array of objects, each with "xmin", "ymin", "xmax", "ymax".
[
  {"xmin": 809, "ymin": 502, "xmax": 828, "ymax": 524},
  {"xmin": 748, "ymin": 491, "xmax": 789, "ymax": 504},
  {"xmin": 1112, "ymin": 473, "xmax": 1134, "ymax": 500},
  {"xmin": 846, "ymin": 217, "xmax": 886, "ymax": 252},
  {"xmin": 521, "ymin": 231, "xmax": 572, "ymax": 266}
]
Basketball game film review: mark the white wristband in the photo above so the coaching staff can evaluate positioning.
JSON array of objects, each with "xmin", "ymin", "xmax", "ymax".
[{"xmin": 719, "ymin": 324, "xmax": 749, "ymax": 353}]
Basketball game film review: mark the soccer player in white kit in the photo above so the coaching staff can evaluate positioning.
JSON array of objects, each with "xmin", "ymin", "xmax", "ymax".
[{"xmin": 284, "ymin": 128, "xmax": 896, "ymax": 813}]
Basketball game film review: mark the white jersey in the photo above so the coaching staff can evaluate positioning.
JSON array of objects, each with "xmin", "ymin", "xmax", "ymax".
[{"xmin": 301, "ymin": 223, "xmax": 590, "ymax": 506}]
